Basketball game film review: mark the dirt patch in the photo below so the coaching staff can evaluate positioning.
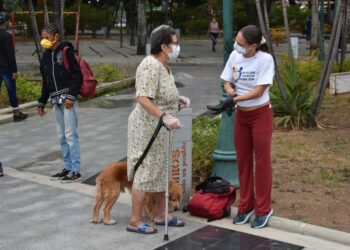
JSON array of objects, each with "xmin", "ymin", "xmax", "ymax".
[{"xmin": 270, "ymin": 93, "xmax": 350, "ymax": 232}]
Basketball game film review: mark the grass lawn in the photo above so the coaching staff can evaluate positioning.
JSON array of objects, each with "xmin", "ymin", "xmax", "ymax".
[{"xmin": 270, "ymin": 92, "xmax": 350, "ymax": 232}]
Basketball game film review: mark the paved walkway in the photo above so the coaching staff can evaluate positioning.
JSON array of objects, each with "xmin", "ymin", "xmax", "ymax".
[{"xmin": 1, "ymin": 38, "xmax": 350, "ymax": 250}]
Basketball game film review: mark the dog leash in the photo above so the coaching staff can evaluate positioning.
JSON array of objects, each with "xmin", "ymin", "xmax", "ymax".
[{"xmin": 133, "ymin": 113, "xmax": 166, "ymax": 174}]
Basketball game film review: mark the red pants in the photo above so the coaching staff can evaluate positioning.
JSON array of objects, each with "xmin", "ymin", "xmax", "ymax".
[{"xmin": 234, "ymin": 105, "xmax": 273, "ymax": 216}]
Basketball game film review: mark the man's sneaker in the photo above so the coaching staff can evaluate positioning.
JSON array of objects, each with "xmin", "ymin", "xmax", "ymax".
[
  {"xmin": 0, "ymin": 162, "xmax": 3, "ymax": 177},
  {"xmin": 251, "ymin": 209, "xmax": 273, "ymax": 229},
  {"xmin": 60, "ymin": 171, "xmax": 81, "ymax": 182},
  {"xmin": 233, "ymin": 210, "xmax": 254, "ymax": 225},
  {"xmin": 51, "ymin": 169, "xmax": 70, "ymax": 180},
  {"xmin": 13, "ymin": 112, "xmax": 28, "ymax": 122}
]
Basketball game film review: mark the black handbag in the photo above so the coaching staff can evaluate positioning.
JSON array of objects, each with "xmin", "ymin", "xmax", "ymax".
[{"xmin": 195, "ymin": 176, "xmax": 231, "ymax": 194}]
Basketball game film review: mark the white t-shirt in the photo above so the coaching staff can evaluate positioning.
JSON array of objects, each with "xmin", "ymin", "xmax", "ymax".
[{"xmin": 220, "ymin": 50, "xmax": 275, "ymax": 107}]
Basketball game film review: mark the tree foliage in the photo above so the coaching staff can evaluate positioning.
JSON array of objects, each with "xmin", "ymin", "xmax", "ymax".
[{"xmin": 1, "ymin": 0, "xmax": 23, "ymax": 12}]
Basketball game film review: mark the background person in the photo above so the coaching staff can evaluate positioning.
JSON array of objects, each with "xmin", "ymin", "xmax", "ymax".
[
  {"xmin": 220, "ymin": 25, "xmax": 275, "ymax": 229},
  {"xmin": 0, "ymin": 11, "xmax": 28, "ymax": 122},
  {"xmin": 127, "ymin": 25, "xmax": 190, "ymax": 234},
  {"xmin": 207, "ymin": 16, "xmax": 220, "ymax": 52},
  {"xmin": 37, "ymin": 23, "xmax": 83, "ymax": 182}
]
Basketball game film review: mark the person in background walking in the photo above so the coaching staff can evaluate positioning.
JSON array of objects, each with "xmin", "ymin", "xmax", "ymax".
[
  {"xmin": 207, "ymin": 16, "xmax": 220, "ymax": 52},
  {"xmin": 0, "ymin": 11, "xmax": 28, "ymax": 122},
  {"xmin": 37, "ymin": 23, "xmax": 83, "ymax": 182},
  {"xmin": 220, "ymin": 25, "xmax": 275, "ymax": 229}
]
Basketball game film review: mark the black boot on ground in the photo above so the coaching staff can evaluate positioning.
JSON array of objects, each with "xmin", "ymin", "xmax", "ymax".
[{"xmin": 13, "ymin": 112, "xmax": 28, "ymax": 122}]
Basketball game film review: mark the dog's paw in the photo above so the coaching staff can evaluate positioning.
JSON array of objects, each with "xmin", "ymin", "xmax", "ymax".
[
  {"xmin": 90, "ymin": 219, "xmax": 102, "ymax": 224},
  {"xmin": 104, "ymin": 219, "xmax": 117, "ymax": 225}
]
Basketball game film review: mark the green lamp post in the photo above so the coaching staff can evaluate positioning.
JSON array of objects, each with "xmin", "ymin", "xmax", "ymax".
[{"xmin": 210, "ymin": 0, "xmax": 239, "ymax": 187}]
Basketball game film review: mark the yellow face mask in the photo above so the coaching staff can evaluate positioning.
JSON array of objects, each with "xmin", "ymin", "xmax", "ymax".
[{"xmin": 40, "ymin": 38, "xmax": 58, "ymax": 49}]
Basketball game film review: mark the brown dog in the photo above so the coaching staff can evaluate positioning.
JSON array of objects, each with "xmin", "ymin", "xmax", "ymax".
[{"xmin": 91, "ymin": 162, "xmax": 183, "ymax": 225}]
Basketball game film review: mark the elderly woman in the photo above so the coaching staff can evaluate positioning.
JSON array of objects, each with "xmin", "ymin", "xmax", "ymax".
[{"xmin": 127, "ymin": 25, "xmax": 190, "ymax": 234}]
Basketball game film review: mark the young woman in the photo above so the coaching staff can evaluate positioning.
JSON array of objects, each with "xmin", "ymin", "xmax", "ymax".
[
  {"xmin": 37, "ymin": 23, "xmax": 83, "ymax": 182},
  {"xmin": 207, "ymin": 16, "xmax": 220, "ymax": 52},
  {"xmin": 220, "ymin": 25, "xmax": 275, "ymax": 229}
]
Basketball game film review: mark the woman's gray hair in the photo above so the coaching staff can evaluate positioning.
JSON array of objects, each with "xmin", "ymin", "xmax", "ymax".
[{"xmin": 150, "ymin": 25, "xmax": 176, "ymax": 55}]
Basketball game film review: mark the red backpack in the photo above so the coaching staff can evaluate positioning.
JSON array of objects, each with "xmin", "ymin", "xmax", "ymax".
[
  {"xmin": 187, "ymin": 177, "xmax": 236, "ymax": 222},
  {"xmin": 63, "ymin": 47, "xmax": 98, "ymax": 98}
]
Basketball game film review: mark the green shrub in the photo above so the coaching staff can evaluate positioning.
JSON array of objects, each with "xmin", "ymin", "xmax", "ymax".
[
  {"xmin": 192, "ymin": 116, "xmax": 220, "ymax": 183},
  {"xmin": 92, "ymin": 64, "xmax": 123, "ymax": 83},
  {"xmin": 334, "ymin": 57, "xmax": 350, "ymax": 73},
  {"xmin": 0, "ymin": 77, "xmax": 41, "ymax": 108},
  {"xmin": 271, "ymin": 62, "xmax": 313, "ymax": 129},
  {"xmin": 295, "ymin": 59, "xmax": 323, "ymax": 86}
]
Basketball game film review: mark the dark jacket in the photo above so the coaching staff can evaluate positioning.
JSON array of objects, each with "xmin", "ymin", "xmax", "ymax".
[
  {"xmin": 38, "ymin": 41, "xmax": 82, "ymax": 107},
  {"xmin": 0, "ymin": 29, "xmax": 17, "ymax": 73}
]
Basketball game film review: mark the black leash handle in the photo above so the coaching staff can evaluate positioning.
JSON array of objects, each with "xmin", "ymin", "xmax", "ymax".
[{"xmin": 133, "ymin": 113, "xmax": 166, "ymax": 174}]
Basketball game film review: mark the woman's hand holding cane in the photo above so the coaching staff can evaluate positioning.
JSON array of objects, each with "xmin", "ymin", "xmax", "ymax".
[{"xmin": 162, "ymin": 114, "xmax": 182, "ymax": 130}]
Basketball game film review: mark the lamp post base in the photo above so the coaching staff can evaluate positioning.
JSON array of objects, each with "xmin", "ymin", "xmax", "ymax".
[{"xmin": 211, "ymin": 160, "xmax": 239, "ymax": 188}]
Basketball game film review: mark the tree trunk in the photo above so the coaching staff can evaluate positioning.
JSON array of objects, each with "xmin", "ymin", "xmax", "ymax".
[
  {"xmin": 43, "ymin": 0, "xmax": 49, "ymax": 25},
  {"xmin": 310, "ymin": 0, "xmax": 345, "ymax": 124},
  {"xmin": 53, "ymin": 0, "xmax": 64, "ymax": 41},
  {"xmin": 255, "ymin": 0, "xmax": 291, "ymax": 112},
  {"xmin": 28, "ymin": 0, "xmax": 42, "ymax": 62},
  {"xmin": 245, "ymin": 0, "xmax": 273, "ymax": 28},
  {"xmin": 281, "ymin": 0, "xmax": 295, "ymax": 63},
  {"xmin": 105, "ymin": 0, "xmax": 110, "ymax": 39},
  {"xmin": 124, "ymin": 0, "xmax": 136, "ymax": 46},
  {"xmin": 263, "ymin": 0, "xmax": 271, "ymax": 32},
  {"xmin": 53, "ymin": 0, "xmax": 60, "ymax": 30},
  {"xmin": 75, "ymin": 0, "xmax": 81, "ymax": 53},
  {"xmin": 310, "ymin": 0, "xmax": 320, "ymax": 50},
  {"xmin": 120, "ymin": 7, "xmax": 124, "ymax": 48},
  {"xmin": 60, "ymin": 0, "xmax": 65, "ymax": 40},
  {"xmin": 137, "ymin": 0, "xmax": 147, "ymax": 55}
]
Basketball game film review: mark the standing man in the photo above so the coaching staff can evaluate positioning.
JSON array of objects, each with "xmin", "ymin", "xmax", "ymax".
[{"xmin": 0, "ymin": 11, "xmax": 28, "ymax": 122}]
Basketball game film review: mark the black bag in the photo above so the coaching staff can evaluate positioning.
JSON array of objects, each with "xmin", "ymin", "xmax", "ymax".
[{"xmin": 195, "ymin": 176, "xmax": 231, "ymax": 194}]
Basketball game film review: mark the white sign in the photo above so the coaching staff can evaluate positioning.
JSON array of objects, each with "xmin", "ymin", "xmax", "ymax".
[
  {"xmin": 330, "ymin": 72, "xmax": 350, "ymax": 94},
  {"xmin": 291, "ymin": 37, "xmax": 298, "ymax": 59},
  {"xmin": 170, "ymin": 108, "xmax": 192, "ymax": 209}
]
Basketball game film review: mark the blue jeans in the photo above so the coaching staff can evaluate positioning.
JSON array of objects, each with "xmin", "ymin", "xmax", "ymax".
[
  {"xmin": 53, "ymin": 102, "xmax": 81, "ymax": 173},
  {"xmin": 0, "ymin": 70, "xmax": 19, "ymax": 110}
]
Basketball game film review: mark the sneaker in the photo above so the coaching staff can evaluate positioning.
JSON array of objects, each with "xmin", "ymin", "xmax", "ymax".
[
  {"xmin": 233, "ymin": 210, "xmax": 254, "ymax": 225},
  {"xmin": 251, "ymin": 209, "xmax": 273, "ymax": 229},
  {"xmin": 51, "ymin": 168, "xmax": 70, "ymax": 179},
  {"xmin": 60, "ymin": 171, "xmax": 81, "ymax": 182},
  {"xmin": 0, "ymin": 162, "xmax": 3, "ymax": 177},
  {"xmin": 13, "ymin": 112, "xmax": 28, "ymax": 122}
]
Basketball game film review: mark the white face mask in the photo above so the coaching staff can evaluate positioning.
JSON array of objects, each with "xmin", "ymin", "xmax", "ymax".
[
  {"xmin": 167, "ymin": 44, "xmax": 180, "ymax": 59},
  {"xmin": 234, "ymin": 41, "xmax": 248, "ymax": 55}
]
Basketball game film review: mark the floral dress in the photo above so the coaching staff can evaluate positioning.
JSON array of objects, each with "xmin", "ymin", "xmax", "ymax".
[{"xmin": 127, "ymin": 56, "xmax": 179, "ymax": 192}]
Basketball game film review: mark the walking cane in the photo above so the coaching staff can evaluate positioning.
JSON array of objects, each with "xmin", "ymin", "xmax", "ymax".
[{"xmin": 164, "ymin": 129, "xmax": 171, "ymax": 241}]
